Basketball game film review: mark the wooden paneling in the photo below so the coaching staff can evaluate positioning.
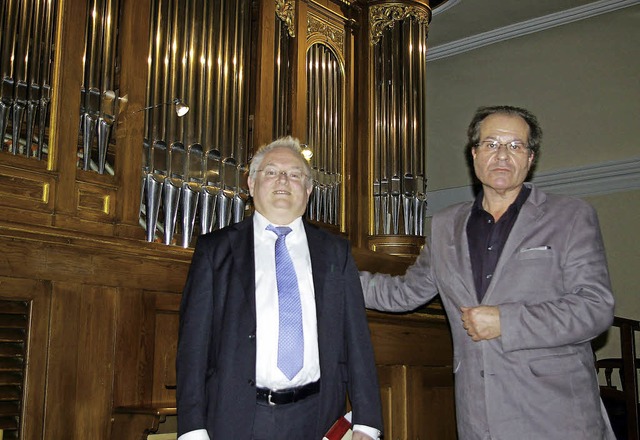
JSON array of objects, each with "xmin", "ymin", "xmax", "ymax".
[
  {"xmin": 151, "ymin": 293, "xmax": 180, "ymax": 405},
  {"xmin": 0, "ymin": 165, "xmax": 56, "ymax": 228},
  {"xmin": 113, "ymin": 288, "xmax": 155, "ymax": 407},
  {"xmin": 369, "ymin": 312, "xmax": 456, "ymax": 439},
  {"xmin": 0, "ymin": 222, "xmax": 191, "ymax": 292},
  {"xmin": 43, "ymin": 282, "xmax": 117, "ymax": 438},
  {"xmin": 368, "ymin": 312, "xmax": 453, "ymax": 367},
  {"xmin": 407, "ymin": 366, "xmax": 457, "ymax": 440},
  {"xmin": 75, "ymin": 181, "xmax": 116, "ymax": 221},
  {"xmin": 0, "ymin": 221, "xmax": 193, "ymax": 438},
  {"xmin": 377, "ymin": 365, "xmax": 408, "ymax": 440},
  {"xmin": 114, "ymin": 0, "xmax": 151, "ymax": 234}
]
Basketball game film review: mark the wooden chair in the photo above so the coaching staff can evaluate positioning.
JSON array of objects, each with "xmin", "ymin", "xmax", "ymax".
[{"xmin": 596, "ymin": 316, "xmax": 640, "ymax": 440}]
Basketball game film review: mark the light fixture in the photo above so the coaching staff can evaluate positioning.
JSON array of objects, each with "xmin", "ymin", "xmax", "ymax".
[
  {"xmin": 133, "ymin": 98, "xmax": 190, "ymax": 117},
  {"xmin": 301, "ymin": 144, "xmax": 313, "ymax": 161}
]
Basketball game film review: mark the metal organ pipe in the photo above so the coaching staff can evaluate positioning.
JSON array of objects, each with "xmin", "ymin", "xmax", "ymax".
[
  {"xmin": 373, "ymin": 16, "xmax": 428, "ymax": 236},
  {"xmin": 306, "ymin": 43, "xmax": 342, "ymax": 227},
  {"xmin": 0, "ymin": 0, "xmax": 56, "ymax": 159},
  {"xmin": 140, "ymin": 0, "xmax": 253, "ymax": 244},
  {"xmin": 273, "ymin": 17, "xmax": 291, "ymax": 138}
]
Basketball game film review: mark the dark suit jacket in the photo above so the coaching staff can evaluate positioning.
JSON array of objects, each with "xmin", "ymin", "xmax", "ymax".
[
  {"xmin": 362, "ymin": 184, "xmax": 615, "ymax": 440},
  {"xmin": 177, "ymin": 217, "xmax": 383, "ymax": 439}
]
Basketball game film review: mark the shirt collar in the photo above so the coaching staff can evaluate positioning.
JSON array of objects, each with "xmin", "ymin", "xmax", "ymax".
[
  {"xmin": 253, "ymin": 211, "xmax": 304, "ymax": 237},
  {"xmin": 472, "ymin": 185, "xmax": 531, "ymax": 215}
]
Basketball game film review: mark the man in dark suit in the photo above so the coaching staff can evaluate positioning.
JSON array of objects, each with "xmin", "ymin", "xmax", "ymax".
[
  {"xmin": 361, "ymin": 106, "xmax": 616, "ymax": 440},
  {"xmin": 177, "ymin": 136, "xmax": 382, "ymax": 440}
]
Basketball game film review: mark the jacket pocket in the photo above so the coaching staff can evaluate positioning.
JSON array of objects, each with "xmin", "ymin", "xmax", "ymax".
[
  {"xmin": 517, "ymin": 246, "xmax": 554, "ymax": 261},
  {"xmin": 529, "ymin": 352, "xmax": 581, "ymax": 376}
]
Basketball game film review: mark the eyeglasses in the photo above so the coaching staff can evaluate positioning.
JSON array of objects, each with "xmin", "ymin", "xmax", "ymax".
[
  {"xmin": 256, "ymin": 167, "xmax": 308, "ymax": 182},
  {"xmin": 476, "ymin": 140, "xmax": 529, "ymax": 155}
]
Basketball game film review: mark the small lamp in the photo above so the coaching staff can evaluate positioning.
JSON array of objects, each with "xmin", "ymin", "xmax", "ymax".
[
  {"xmin": 133, "ymin": 98, "xmax": 190, "ymax": 117},
  {"xmin": 301, "ymin": 144, "xmax": 313, "ymax": 161}
]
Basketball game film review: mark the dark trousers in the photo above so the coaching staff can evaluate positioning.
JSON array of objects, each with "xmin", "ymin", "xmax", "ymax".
[{"xmin": 251, "ymin": 394, "xmax": 320, "ymax": 440}]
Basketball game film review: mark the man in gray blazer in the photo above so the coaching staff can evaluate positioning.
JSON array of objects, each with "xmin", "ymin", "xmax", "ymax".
[
  {"xmin": 361, "ymin": 105, "xmax": 615, "ymax": 440},
  {"xmin": 177, "ymin": 137, "xmax": 382, "ymax": 440}
]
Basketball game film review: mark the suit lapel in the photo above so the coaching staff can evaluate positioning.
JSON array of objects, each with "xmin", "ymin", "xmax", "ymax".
[
  {"xmin": 304, "ymin": 220, "xmax": 336, "ymax": 368},
  {"xmin": 452, "ymin": 203, "xmax": 477, "ymax": 301},
  {"xmin": 304, "ymin": 221, "xmax": 328, "ymax": 311},
  {"xmin": 228, "ymin": 218, "xmax": 256, "ymax": 321},
  {"xmin": 482, "ymin": 185, "xmax": 547, "ymax": 303}
]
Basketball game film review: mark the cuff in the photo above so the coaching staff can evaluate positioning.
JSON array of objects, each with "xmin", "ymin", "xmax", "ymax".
[
  {"xmin": 353, "ymin": 424, "xmax": 380, "ymax": 440},
  {"xmin": 178, "ymin": 429, "xmax": 210, "ymax": 440}
]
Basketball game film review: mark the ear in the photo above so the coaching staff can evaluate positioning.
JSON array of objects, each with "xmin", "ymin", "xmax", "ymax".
[
  {"xmin": 527, "ymin": 151, "xmax": 535, "ymax": 167},
  {"xmin": 306, "ymin": 180, "xmax": 313, "ymax": 197},
  {"xmin": 248, "ymin": 175, "xmax": 255, "ymax": 197}
]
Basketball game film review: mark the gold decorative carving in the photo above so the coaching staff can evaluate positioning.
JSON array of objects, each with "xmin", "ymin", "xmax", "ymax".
[
  {"xmin": 276, "ymin": 0, "xmax": 296, "ymax": 37},
  {"xmin": 370, "ymin": 3, "xmax": 431, "ymax": 45},
  {"xmin": 307, "ymin": 14, "xmax": 345, "ymax": 50}
]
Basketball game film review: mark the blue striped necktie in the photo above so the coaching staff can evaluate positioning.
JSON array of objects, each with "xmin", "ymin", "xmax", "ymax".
[{"xmin": 267, "ymin": 225, "xmax": 304, "ymax": 380}]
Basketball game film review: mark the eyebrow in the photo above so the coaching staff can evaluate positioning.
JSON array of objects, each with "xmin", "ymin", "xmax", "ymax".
[
  {"xmin": 481, "ymin": 137, "xmax": 525, "ymax": 142},
  {"xmin": 263, "ymin": 163, "xmax": 304, "ymax": 170}
]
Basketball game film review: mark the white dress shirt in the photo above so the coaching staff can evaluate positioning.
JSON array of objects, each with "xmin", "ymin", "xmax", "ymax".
[{"xmin": 253, "ymin": 211, "xmax": 321, "ymax": 389}]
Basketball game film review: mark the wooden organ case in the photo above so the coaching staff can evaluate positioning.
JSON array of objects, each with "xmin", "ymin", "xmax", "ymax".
[{"xmin": 0, "ymin": 0, "xmax": 455, "ymax": 439}]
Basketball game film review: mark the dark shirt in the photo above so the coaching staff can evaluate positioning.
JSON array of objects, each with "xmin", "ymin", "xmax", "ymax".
[{"xmin": 466, "ymin": 185, "xmax": 531, "ymax": 301}]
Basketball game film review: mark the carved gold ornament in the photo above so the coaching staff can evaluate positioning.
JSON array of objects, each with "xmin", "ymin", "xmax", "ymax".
[
  {"xmin": 307, "ymin": 14, "xmax": 345, "ymax": 50},
  {"xmin": 276, "ymin": 0, "xmax": 296, "ymax": 37},
  {"xmin": 370, "ymin": 3, "xmax": 431, "ymax": 45}
]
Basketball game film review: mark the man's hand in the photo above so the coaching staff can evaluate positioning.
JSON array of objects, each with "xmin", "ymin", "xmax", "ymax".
[
  {"xmin": 460, "ymin": 305, "xmax": 501, "ymax": 341},
  {"xmin": 352, "ymin": 431, "xmax": 375, "ymax": 440}
]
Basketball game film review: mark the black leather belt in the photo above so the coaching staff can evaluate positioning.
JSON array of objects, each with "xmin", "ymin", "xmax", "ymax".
[{"xmin": 256, "ymin": 380, "xmax": 320, "ymax": 405}]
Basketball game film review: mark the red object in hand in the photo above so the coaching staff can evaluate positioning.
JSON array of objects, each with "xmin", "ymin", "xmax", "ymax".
[{"xmin": 323, "ymin": 412, "xmax": 352, "ymax": 440}]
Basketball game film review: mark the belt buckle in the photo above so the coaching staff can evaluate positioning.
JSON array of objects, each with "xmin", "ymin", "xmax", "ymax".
[{"xmin": 267, "ymin": 390, "xmax": 276, "ymax": 406}]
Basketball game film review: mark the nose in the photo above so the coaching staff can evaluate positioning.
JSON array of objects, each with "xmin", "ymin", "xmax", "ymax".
[{"xmin": 495, "ymin": 144, "xmax": 509, "ymax": 159}]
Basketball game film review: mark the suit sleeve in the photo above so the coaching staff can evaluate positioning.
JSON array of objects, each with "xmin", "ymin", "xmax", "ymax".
[
  {"xmin": 176, "ymin": 235, "xmax": 215, "ymax": 436},
  {"xmin": 360, "ymin": 238, "xmax": 439, "ymax": 312},
  {"xmin": 499, "ymin": 202, "xmax": 615, "ymax": 352},
  {"xmin": 342, "ymin": 241, "xmax": 384, "ymax": 432}
]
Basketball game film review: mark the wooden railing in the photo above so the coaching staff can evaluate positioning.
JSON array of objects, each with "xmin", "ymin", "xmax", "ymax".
[{"xmin": 597, "ymin": 316, "xmax": 640, "ymax": 440}]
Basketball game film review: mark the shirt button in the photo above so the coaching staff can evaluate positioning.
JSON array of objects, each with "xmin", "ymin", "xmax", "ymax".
[
  {"xmin": 487, "ymin": 219, "xmax": 493, "ymax": 224},
  {"xmin": 487, "ymin": 246, "xmax": 493, "ymax": 251},
  {"xmin": 486, "ymin": 274, "xmax": 492, "ymax": 279},
  {"xmin": 248, "ymin": 379, "xmax": 255, "ymax": 387}
]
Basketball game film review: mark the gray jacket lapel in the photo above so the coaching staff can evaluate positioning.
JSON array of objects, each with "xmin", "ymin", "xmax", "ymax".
[
  {"xmin": 482, "ymin": 184, "xmax": 547, "ymax": 303},
  {"xmin": 452, "ymin": 203, "xmax": 477, "ymax": 302}
]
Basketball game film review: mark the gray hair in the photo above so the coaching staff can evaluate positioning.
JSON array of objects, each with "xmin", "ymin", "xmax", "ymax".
[{"xmin": 249, "ymin": 136, "xmax": 312, "ymax": 182}]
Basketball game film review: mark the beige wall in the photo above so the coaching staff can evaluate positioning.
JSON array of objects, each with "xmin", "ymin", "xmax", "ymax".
[
  {"xmin": 426, "ymin": 5, "xmax": 639, "ymax": 189},
  {"xmin": 425, "ymin": 5, "xmax": 640, "ymax": 356},
  {"xmin": 586, "ymin": 189, "xmax": 640, "ymax": 362}
]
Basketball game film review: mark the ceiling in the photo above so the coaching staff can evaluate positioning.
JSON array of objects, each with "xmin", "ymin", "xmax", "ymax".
[{"xmin": 428, "ymin": 0, "xmax": 602, "ymax": 48}]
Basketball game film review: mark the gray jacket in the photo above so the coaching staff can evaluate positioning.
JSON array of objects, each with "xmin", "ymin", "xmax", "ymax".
[{"xmin": 361, "ymin": 184, "xmax": 615, "ymax": 440}]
